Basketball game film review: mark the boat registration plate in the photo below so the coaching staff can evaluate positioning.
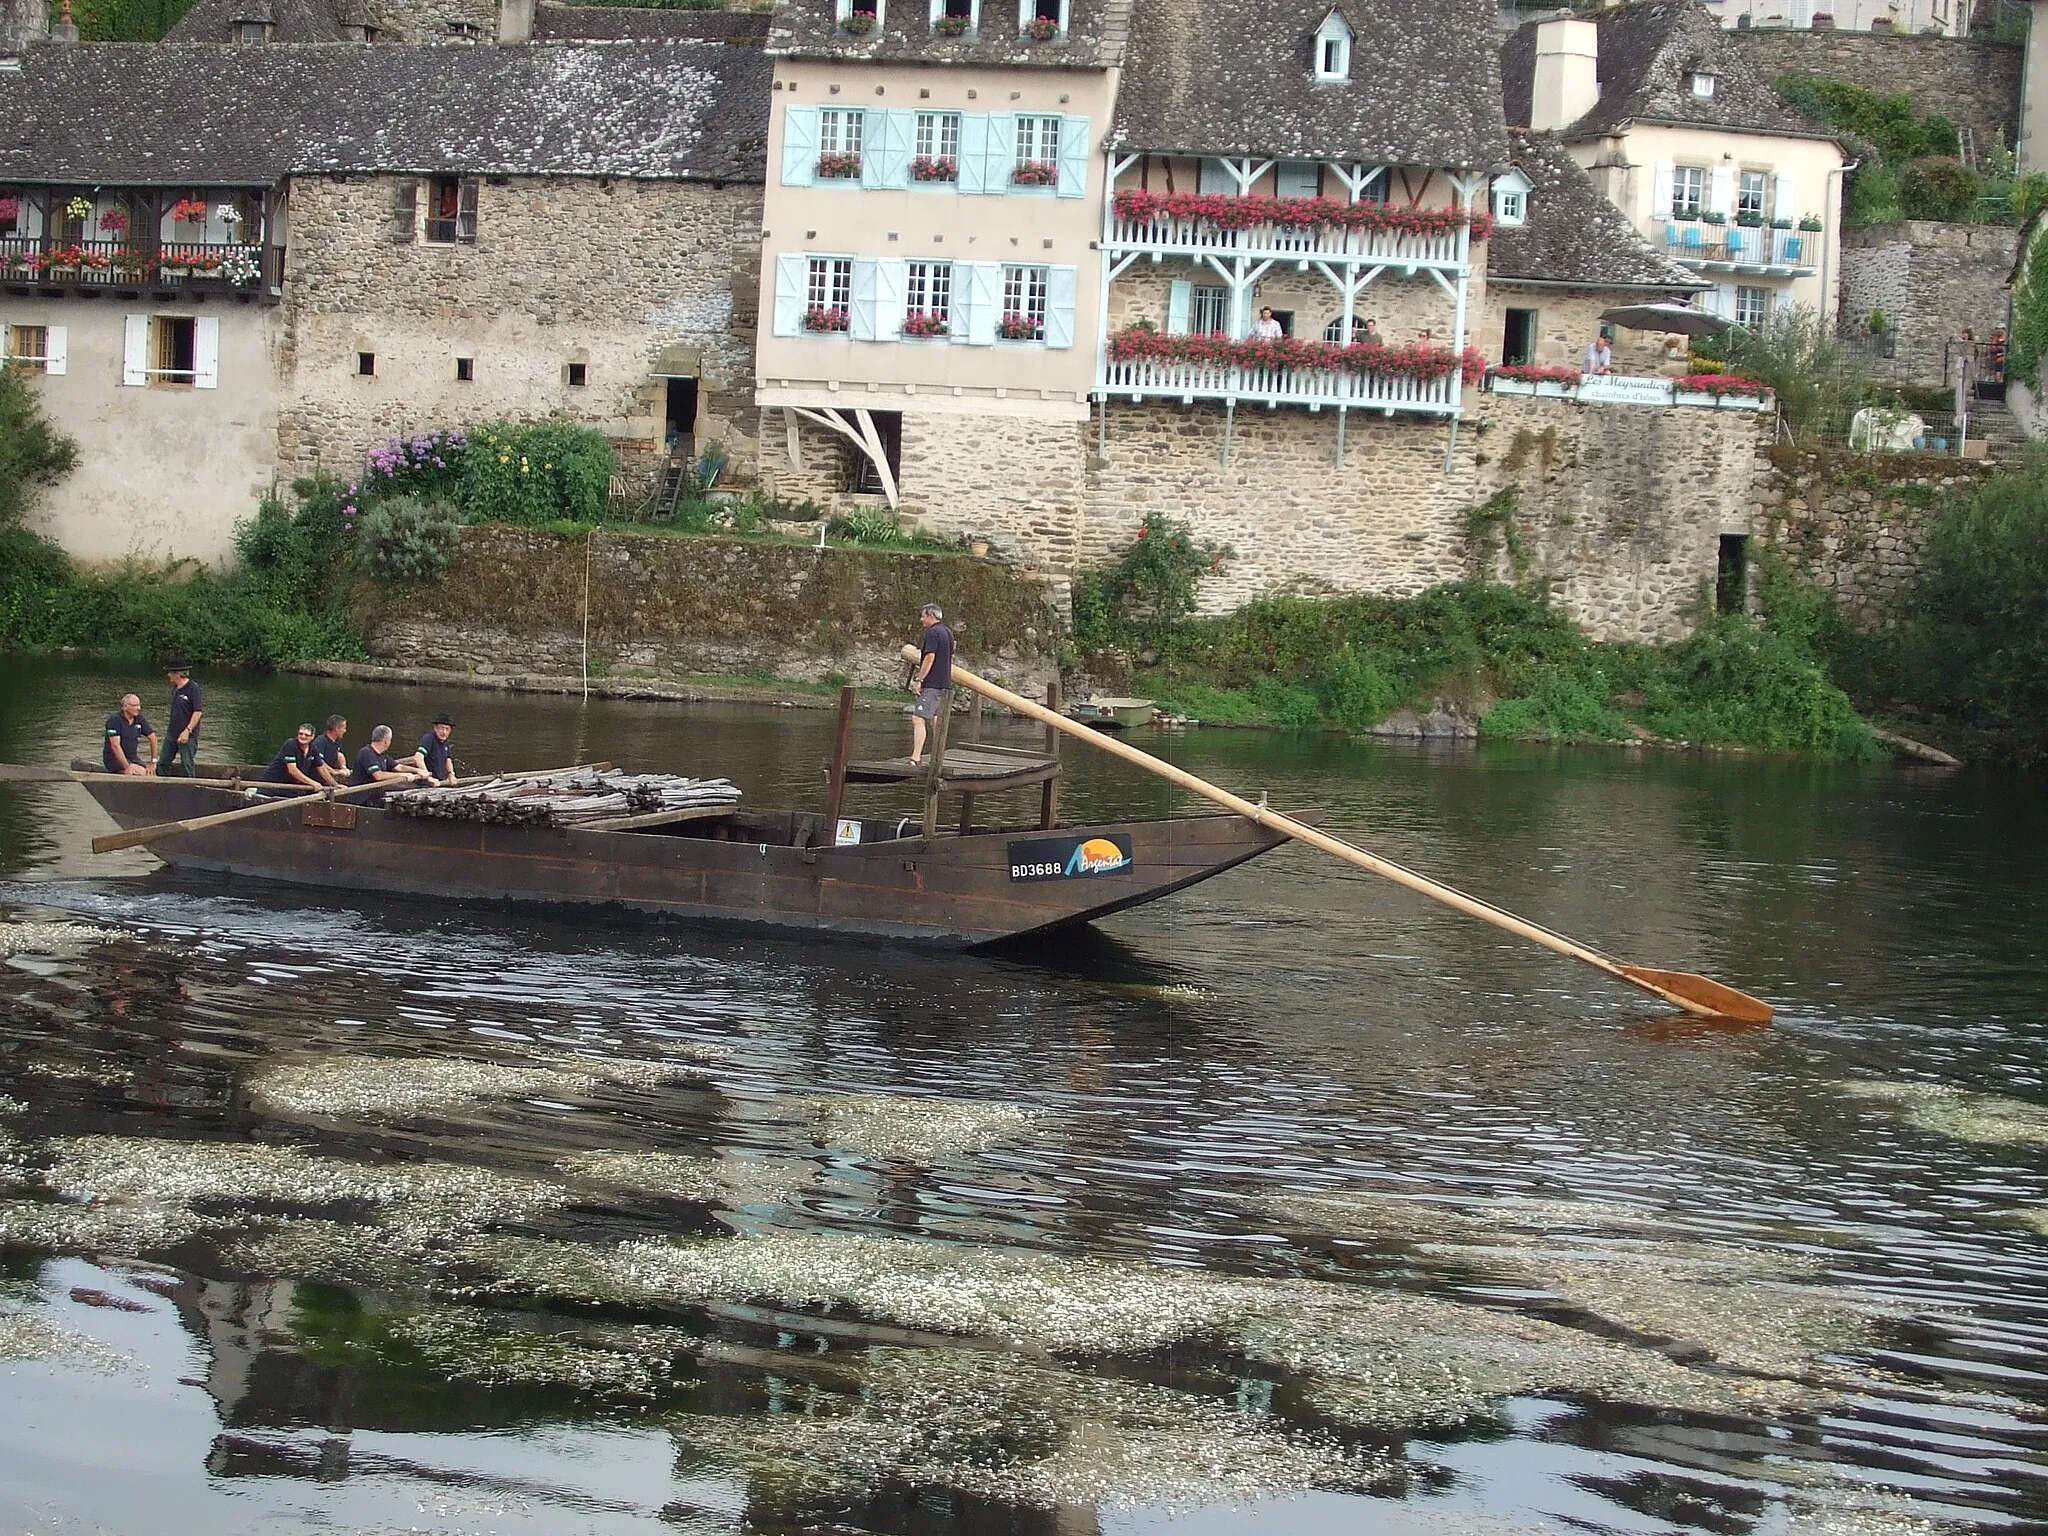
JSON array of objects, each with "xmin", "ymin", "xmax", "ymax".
[{"xmin": 1006, "ymin": 833, "xmax": 1133, "ymax": 882}]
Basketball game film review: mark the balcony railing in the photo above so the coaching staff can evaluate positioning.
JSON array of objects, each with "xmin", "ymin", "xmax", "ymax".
[
  {"xmin": 1102, "ymin": 357, "xmax": 1461, "ymax": 414},
  {"xmin": 0, "ymin": 237, "xmax": 278, "ymax": 297},
  {"xmin": 1107, "ymin": 213, "xmax": 1467, "ymax": 269},
  {"xmin": 1661, "ymin": 225, "xmax": 1818, "ymax": 274}
]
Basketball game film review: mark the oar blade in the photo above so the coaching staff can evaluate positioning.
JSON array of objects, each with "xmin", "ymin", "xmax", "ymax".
[
  {"xmin": 1618, "ymin": 965, "xmax": 1774, "ymax": 1024},
  {"xmin": 0, "ymin": 765, "xmax": 82, "ymax": 784}
]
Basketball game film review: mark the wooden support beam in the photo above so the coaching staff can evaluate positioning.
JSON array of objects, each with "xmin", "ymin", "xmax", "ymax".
[
  {"xmin": 1039, "ymin": 678, "xmax": 1062, "ymax": 830},
  {"xmin": 822, "ymin": 684, "xmax": 855, "ymax": 835}
]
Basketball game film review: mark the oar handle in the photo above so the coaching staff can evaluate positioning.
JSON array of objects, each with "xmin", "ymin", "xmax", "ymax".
[{"xmin": 912, "ymin": 650, "xmax": 1762, "ymax": 1022}]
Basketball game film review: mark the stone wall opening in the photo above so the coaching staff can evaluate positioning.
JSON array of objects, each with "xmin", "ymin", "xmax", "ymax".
[{"xmin": 1716, "ymin": 533, "xmax": 1749, "ymax": 614}]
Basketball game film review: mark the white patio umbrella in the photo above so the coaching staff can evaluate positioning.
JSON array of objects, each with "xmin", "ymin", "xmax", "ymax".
[{"xmin": 1598, "ymin": 301, "xmax": 1732, "ymax": 337}]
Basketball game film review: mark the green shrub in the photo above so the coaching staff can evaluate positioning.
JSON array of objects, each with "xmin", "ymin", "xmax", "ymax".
[
  {"xmin": 357, "ymin": 496, "xmax": 464, "ymax": 583},
  {"xmin": 1844, "ymin": 162, "xmax": 1904, "ymax": 227},
  {"xmin": 0, "ymin": 368, "xmax": 79, "ymax": 532},
  {"xmin": 1073, "ymin": 513, "xmax": 1227, "ymax": 651},
  {"xmin": 828, "ymin": 507, "xmax": 910, "ymax": 545},
  {"xmin": 1898, "ymin": 156, "xmax": 1984, "ymax": 221},
  {"xmin": 1317, "ymin": 645, "xmax": 1402, "ymax": 731},
  {"xmin": 1479, "ymin": 665, "xmax": 1628, "ymax": 742},
  {"xmin": 460, "ymin": 420, "xmax": 616, "ymax": 526}
]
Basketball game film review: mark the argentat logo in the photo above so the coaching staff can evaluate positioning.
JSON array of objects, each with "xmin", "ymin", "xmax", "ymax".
[{"xmin": 1066, "ymin": 838, "xmax": 1130, "ymax": 876}]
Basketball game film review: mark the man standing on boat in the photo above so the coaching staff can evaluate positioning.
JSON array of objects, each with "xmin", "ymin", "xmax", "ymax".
[
  {"xmin": 102, "ymin": 695, "xmax": 157, "ymax": 777},
  {"xmin": 261, "ymin": 724, "xmax": 323, "ymax": 791},
  {"xmin": 310, "ymin": 715, "xmax": 350, "ymax": 787},
  {"xmin": 908, "ymin": 603, "xmax": 954, "ymax": 766},
  {"xmin": 411, "ymin": 714, "xmax": 457, "ymax": 786},
  {"xmin": 158, "ymin": 662, "xmax": 202, "ymax": 778}
]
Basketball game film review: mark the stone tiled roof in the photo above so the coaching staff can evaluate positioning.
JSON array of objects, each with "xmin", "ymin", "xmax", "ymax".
[
  {"xmin": 766, "ymin": 0, "xmax": 1128, "ymax": 70},
  {"xmin": 165, "ymin": 0, "xmax": 366, "ymax": 43},
  {"xmin": 534, "ymin": 4, "xmax": 771, "ymax": 42},
  {"xmin": 1110, "ymin": 0, "xmax": 1509, "ymax": 169},
  {"xmin": 1502, "ymin": 1, "xmax": 1836, "ymax": 142},
  {"xmin": 1488, "ymin": 130, "xmax": 1703, "ymax": 290},
  {"xmin": 0, "ymin": 41, "xmax": 770, "ymax": 183}
]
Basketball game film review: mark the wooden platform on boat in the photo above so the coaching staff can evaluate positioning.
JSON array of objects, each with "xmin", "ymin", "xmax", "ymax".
[{"xmin": 843, "ymin": 745, "xmax": 1060, "ymax": 792}]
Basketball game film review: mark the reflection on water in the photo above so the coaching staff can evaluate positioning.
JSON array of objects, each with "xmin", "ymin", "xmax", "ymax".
[{"xmin": 1, "ymin": 656, "xmax": 2046, "ymax": 1534}]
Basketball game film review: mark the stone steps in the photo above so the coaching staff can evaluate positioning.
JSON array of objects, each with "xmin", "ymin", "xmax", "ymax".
[{"xmin": 1966, "ymin": 399, "xmax": 2029, "ymax": 458}]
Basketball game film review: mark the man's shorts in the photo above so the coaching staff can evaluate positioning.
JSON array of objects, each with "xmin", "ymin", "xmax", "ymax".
[{"xmin": 911, "ymin": 686, "xmax": 949, "ymax": 720}]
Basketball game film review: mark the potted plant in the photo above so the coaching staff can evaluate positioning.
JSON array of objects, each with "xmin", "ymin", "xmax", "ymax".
[
  {"xmin": 98, "ymin": 207, "xmax": 128, "ymax": 236},
  {"xmin": 1011, "ymin": 161, "xmax": 1059, "ymax": 187},
  {"xmin": 1811, "ymin": 10, "xmax": 1834, "ymax": 26},
  {"xmin": 1870, "ymin": 14, "xmax": 1892, "ymax": 29},
  {"xmin": 1492, "ymin": 363, "xmax": 1583, "ymax": 398},
  {"xmin": 997, "ymin": 312, "xmax": 1042, "ymax": 340},
  {"xmin": 1769, "ymin": 215, "xmax": 1793, "ymax": 230},
  {"xmin": 841, "ymin": 8, "xmax": 876, "ymax": 32},
  {"xmin": 170, "ymin": 197, "xmax": 210, "ymax": 224},
  {"xmin": 911, "ymin": 155, "xmax": 957, "ymax": 182},
  {"xmin": 1735, "ymin": 210, "xmax": 1763, "ymax": 227},
  {"xmin": 902, "ymin": 311, "xmax": 949, "ymax": 338},
  {"xmin": 816, "ymin": 151, "xmax": 863, "ymax": 179},
  {"xmin": 933, "ymin": 11, "xmax": 969, "ymax": 33},
  {"xmin": 802, "ymin": 306, "xmax": 851, "ymax": 333},
  {"xmin": 1021, "ymin": 13, "xmax": 1058, "ymax": 39},
  {"xmin": 969, "ymin": 536, "xmax": 991, "ymax": 557},
  {"xmin": 1798, "ymin": 214, "xmax": 1824, "ymax": 231},
  {"xmin": 1701, "ymin": 209, "xmax": 1727, "ymax": 226}
]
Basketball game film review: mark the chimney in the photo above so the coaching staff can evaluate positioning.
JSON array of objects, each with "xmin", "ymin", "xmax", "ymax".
[
  {"xmin": 1529, "ymin": 16, "xmax": 1598, "ymax": 132},
  {"xmin": 1, "ymin": 0, "xmax": 48, "ymax": 53},
  {"xmin": 497, "ymin": 0, "xmax": 533, "ymax": 43}
]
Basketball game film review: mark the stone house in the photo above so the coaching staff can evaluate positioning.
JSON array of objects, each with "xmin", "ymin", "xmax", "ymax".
[
  {"xmin": 1482, "ymin": 128, "xmax": 1708, "ymax": 372},
  {"xmin": 0, "ymin": 25, "xmax": 767, "ymax": 565},
  {"xmin": 1503, "ymin": 2, "xmax": 1848, "ymax": 329},
  {"xmin": 1696, "ymin": 0, "xmax": 1969, "ymax": 34}
]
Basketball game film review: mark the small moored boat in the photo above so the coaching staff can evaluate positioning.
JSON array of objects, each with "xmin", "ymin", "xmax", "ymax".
[{"xmin": 1064, "ymin": 696, "xmax": 1158, "ymax": 731}]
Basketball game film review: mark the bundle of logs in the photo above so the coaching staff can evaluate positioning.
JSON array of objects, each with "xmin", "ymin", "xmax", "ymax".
[{"xmin": 387, "ymin": 771, "xmax": 741, "ymax": 828}]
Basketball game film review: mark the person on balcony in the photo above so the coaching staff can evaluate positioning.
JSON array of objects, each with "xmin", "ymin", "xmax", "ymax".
[
  {"xmin": 1584, "ymin": 333, "xmax": 1614, "ymax": 375},
  {"xmin": 1360, "ymin": 318, "xmax": 1380, "ymax": 343},
  {"xmin": 1252, "ymin": 307, "xmax": 1284, "ymax": 341}
]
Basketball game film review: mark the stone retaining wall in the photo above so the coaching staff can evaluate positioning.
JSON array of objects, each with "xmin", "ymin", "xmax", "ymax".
[
  {"xmin": 1724, "ymin": 30, "xmax": 2022, "ymax": 150},
  {"xmin": 1754, "ymin": 447, "xmax": 1994, "ymax": 626},
  {"xmin": 356, "ymin": 525, "xmax": 1059, "ymax": 693},
  {"xmin": 1838, "ymin": 221, "xmax": 2018, "ymax": 387}
]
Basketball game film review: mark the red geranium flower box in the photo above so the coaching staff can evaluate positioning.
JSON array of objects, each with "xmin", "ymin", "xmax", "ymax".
[{"xmin": 803, "ymin": 306, "xmax": 851, "ymax": 333}]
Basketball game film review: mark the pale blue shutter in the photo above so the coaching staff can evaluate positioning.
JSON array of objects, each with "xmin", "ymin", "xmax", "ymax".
[
  {"xmin": 983, "ymin": 113, "xmax": 1018, "ymax": 193},
  {"xmin": 957, "ymin": 114, "xmax": 990, "ymax": 194},
  {"xmin": 781, "ymin": 105, "xmax": 820, "ymax": 186},
  {"xmin": 965, "ymin": 262, "xmax": 1001, "ymax": 343},
  {"xmin": 865, "ymin": 109, "xmax": 914, "ymax": 190},
  {"xmin": 1167, "ymin": 279, "xmax": 1192, "ymax": 335},
  {"xmin": 1045, "ymin": 266, "xmax": 1077, "ymax": 348},
  {"xmin": 1275, "ymin": 160, "xmax": 1319, "ymax": 199},
  {"xmin": 772, "ymin": 253, "xmax": 806, "ymax": 337},
  {"xmin": 1056, "ymin": 114, "xmax": 1090, "ymax": 198},
  {"xmin": 849, "ymin": 258, "xmax": 881, "ymax": 340},
  {"xmin": 875, "ymin": 259, "xmax": 908, "ymax": 338}
]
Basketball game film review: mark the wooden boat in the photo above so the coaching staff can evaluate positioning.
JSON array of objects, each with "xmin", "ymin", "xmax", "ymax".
[
  {"xmin": 1065, "ymin": 696, "xmax": 1158, "ymax": 731},
  {"xmin": 42, "ymin": 690, "xmax": 1290, "ymax": 946}
]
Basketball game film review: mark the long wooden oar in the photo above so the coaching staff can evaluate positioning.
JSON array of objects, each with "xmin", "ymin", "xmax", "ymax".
[
  {"xmin": 906, "ymin": 650, "xmax": 1772, "ymax": 1024},
  {"xmin": 87, "ymin": 762, "xmax": 612, "ymax": 856}
]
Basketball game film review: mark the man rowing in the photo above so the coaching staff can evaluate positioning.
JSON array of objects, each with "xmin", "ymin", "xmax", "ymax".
[
  {"xmin": 261, "ymin": 723, "xmax": 323, "ymax": 792},
  {"xmin": 102, "ymin": 695, "xmax": 158, "ymax": 777},
  {"xmin": 410, "ymin": 713, "xmax": 457, "ymax": 786},
  {"xmin": 349, "ymin": 725, "xmax": 427, "ymax": 805},
  {"xmin": 310, "ymin": 714, "xmax": 349, "ymax": 787}
]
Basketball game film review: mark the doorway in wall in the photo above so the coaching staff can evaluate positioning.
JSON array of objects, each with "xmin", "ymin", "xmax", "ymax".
[
  {"xmin": 666, "ymin": 377, "xmax": 698, "ymax": 456},
  {"xmin": 1716, "ymin": 534, "xmax": 1749, "ymax": 613},
  {"xmin": 1503, "ymin": 308, "xmax": 1538, "ymax": 366}
]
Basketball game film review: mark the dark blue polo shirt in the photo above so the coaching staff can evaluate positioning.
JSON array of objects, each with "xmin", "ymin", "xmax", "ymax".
[
  {"xmin": 919, "ymin": 623, "xmax": 954, "ymax": 691},
  {"xmin": 262, "ymin": 736, "xmax": 318, "ymax": 784},
  {"xmin": 310, "ymin": 734, "xmax": 346, "ymax": 779},
  {"xmin": 417, "ymin": 732, "xmax": 453, "ymax": 781},
  {"xmin": 103, "ymin": 711, "xmax": 155, "ymax": 773},
  {"xmin": 167, "ymin": 679, "xmax": 203, "ymax": 741},
  {"xmin": 350, "ymin": 746, "xmax": 396, "ymax": 787}
]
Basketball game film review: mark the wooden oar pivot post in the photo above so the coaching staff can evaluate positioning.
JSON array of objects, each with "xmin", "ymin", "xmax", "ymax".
[{"xmin": 904, "ymin": 648, "xmax": 1774, "ymax": 1027}]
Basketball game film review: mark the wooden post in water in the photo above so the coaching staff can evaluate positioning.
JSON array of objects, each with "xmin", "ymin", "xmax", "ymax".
[
  {"xmin": 822, "ymin": 685, "xmax": 856, "ymax": 836},
  {"xmin": 1039, "ymin": 678, "xmax": 1062, "ymax": 830},
  {"xmin": 920, "ymin": 692, "xmax": 952, "ymax": 840},
  {"xmin": 959, "ymin": 693, "xmax": 984, "ymax": 835}
]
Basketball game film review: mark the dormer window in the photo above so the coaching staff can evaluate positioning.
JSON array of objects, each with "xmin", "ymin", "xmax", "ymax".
[
  {"xmin": 932, "ymin": 0, "xmax": 974, "ymax": 33},
  {"xmin": 235, "ymin": 18, "xmax": 269, "ymax": 41},
  {"xmin": 1018, "ymin": 0, "xmax": 1064, "ymax": 38},
  {"xmin": 1690, "ymin": 71, "xmax": 1716, "ymax": 98},
  {"xmin": 838, "ymin": 0, "xmax": 885, "ymax": 29},
  {"xmin": 1491, "ymin": 169, "xmax": 1531, "ymax": 227},
  {"xmin": 1313, "ymin": 9, "xmax": 1352, "ymax": 82}
]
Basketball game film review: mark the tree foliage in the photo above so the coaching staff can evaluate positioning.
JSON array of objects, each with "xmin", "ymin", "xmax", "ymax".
[{"xmin": 0, "ymin": 368, "xmax": 79, "ymax": 533}]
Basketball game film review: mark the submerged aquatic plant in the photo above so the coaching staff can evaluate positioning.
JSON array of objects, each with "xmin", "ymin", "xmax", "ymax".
[
  {"xmin": 0, "ymin": 921, "xmax": 116, "ymax": 957},
  {"xmin": 801, "ymin": 1094, "xmax": 1047, "ymax": 1162},
  {"xmin": 247, "ymin": 1052, "xmax": 711, "ymax": 1121},
  {"xmin": 0, "ymin": 1306, "xmax": 130, "ymax": 1372},
  {"xmin": 1835, "ymin": 1079, "xmax": 2048, "ymax": 1148},
  {"xmin": 558, "ymin": 1149, "xmax": 810, "ymax": 1207},
  {"xmin": 381, "ymin": 1305, "xmax": 699, "ymax": 1399}
]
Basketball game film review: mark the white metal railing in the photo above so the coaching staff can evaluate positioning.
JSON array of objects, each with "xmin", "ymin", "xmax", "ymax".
[
  {"xmin": 1102, "ymin": 357, "xmax": 1462, "ymax": 414},
  {"xmin": 1660, "ymin": 225, "xmax": 1818, "ymax": 273},
  {"xmin": 1106, "ymin": 214, "xmax": 1466, "ymax": 269}
]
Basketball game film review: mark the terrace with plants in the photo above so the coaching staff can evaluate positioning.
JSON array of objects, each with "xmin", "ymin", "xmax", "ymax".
[{"xmin": 0, "ymin": 187, "xmax": 275, "ymax": 298}]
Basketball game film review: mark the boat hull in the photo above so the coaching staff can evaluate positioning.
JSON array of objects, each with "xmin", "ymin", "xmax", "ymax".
[{"xmin": 71, "ymin": 777, "xmax": 1292, "ymax": 946}]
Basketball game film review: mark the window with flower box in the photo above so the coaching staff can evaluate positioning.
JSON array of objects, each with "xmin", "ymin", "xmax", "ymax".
[
  {"xmin": 931, "ymin": 0, "xmax": 974, "ymax": 32},
  {"xmin": 817, "ymin": 109, "xmax": 866, "ymax": 180},
  {"xmin": 1000, "ymin": 264, "xmax": 1049, "ymax": 340},
  {"xmin": 1018, "ymin": 0, "xmax": 1063, "ymax": 37},
  {"xmin": 904, "ymin": 261, "xmax": 953, "ymax": 335},
  {"xmin": 1013, "ymin": 115, "xmax": 1060, "ymax": 186},
  {"xmin": 913, "ymin": 111, "xmax": 961, "ymax": 182},
  {"xmin": 1670, "ymin": 165, "xmax": 1705, "ymax": 219}
]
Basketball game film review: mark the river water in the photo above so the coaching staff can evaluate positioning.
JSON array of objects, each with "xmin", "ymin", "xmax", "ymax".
[{"xmin": 0, "ymin": 657, "xmax": 2044, "ymax": 1536}]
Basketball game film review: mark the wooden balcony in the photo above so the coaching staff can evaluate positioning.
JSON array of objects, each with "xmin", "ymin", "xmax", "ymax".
[
  {"xmin": 1106, "ymin": 211, "xmax": 1468, "ymax": 271},
  {"xmin": 0, "ymin": 238, "xmax": 280, "ymax": 301},
  {"xmin": 1102, "ymin": 356, "xmax": 1461, "ymax": 415}
]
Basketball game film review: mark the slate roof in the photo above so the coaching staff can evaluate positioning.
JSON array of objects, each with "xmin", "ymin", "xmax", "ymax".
[
  {"xmin": 165, "ymin": 0, "xmax": 377, "ymax": 44},
  {"xmin": 533, "ymin": 4, "xmax": 771, "ymax": 42},
  {"xmin": 1501, "ymin": 1, "xmax": 1836, "ymax": 142},
  {"xmin": 1111, "ymin": 0, "xmax": 1509, "ymax": 169},
  {"xmin": 766, "ymin": 0, "xmax": 1128, "ymax": 70},
  {"xmin": 0, "ymin": 41, "xmax": 771, "ymax": 182},
  {"xmin": 1488, "ymin": 130, "xmax": 1703, "ymax": 290}
]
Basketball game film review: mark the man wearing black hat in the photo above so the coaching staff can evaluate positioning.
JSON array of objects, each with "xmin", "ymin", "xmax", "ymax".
[
  {"xmin": 158, "ymin": 662, "xmax": 203, "ymax": 778},
  {"xmin": 410, "ymin": 714, "xmax": 457, "ymax": 786}
]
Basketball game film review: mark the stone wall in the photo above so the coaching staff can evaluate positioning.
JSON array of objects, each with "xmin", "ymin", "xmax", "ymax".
[
  {"xmin": 1754, "ymin": 446, "xmax": 1993, "ymax": 626},
  {"xmin": 1724, "ymin": 30, "xmax": 2023, "ymax": 149},
  {"xmin": 277, "ymin": 173, "xmax": 762, "ymax": 486},
  {"xmin": 1838, "ymin": 221, "xmax": 2017, "ymax": 386},
  {"xmin": 762, "ymin": 392, "xmax": 1769, "ymax": 643},
  {"xmin": 356, "ymin": 524, "xmax": 1059, "ymax": 692}
]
